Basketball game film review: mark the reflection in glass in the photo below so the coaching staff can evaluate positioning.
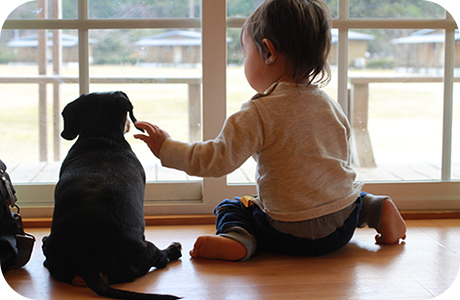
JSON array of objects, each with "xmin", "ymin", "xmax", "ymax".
[
  {"xmin": 7, "ymin": 0, "xmax": 78, "ymax": 19},
  {"xmin": 348, "ymin": 29, "xmax": 446, "ymax": 181},
  {"xmin": 226, "ymin": 0, "xmax": 338, "ymax": 18},
  {"xmin": 349, "ymin": 0, "xmax": 445, "ymax": 19},
  {"xmin": 88, "ymin": 0, "xmax": 201, "ymax": 19}
]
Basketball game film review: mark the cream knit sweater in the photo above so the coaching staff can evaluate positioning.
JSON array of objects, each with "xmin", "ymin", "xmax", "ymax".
[{"xmin": 160, "ymin": 81, "xmax": 364, "ymax": 222}]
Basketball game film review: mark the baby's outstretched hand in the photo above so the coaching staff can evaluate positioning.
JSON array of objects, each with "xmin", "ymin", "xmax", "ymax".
[{"xmin": 134, "ymin": 121, "xmax": 170, "ymax": 159}]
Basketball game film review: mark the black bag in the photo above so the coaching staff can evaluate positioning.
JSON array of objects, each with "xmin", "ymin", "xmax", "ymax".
[{"xmin": 0, "ymin": 159, "xmax": 35, "ymax": 271}]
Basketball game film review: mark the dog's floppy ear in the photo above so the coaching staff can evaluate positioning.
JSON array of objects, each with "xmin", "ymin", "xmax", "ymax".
[
  {"xmin": 61, "ymin": 95, "xmax": 85, "ymax": 140},
  {"xmin": 119, "ymin": 92, "xmax": 144, "ymax": 133}
]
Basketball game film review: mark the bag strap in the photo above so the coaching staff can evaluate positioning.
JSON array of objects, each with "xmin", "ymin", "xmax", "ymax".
[
  {"xmin": 0, "ymin": 161, "xmax": 35, "ymax": 270},
  {"xmin": 0, "ymin": 159, "xmax": 6, "ymax": 172},
  {"xmin": 0, "ymin": 162, "xmax": 23, "ymax": 234},
  {"xmin": 1, "ymin": 168, "xmax": 18, "ymax": 209}
]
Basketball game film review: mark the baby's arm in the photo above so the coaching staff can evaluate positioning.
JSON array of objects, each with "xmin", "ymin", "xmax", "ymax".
[
  {"xmin": 135, "ymin": 101, "xmax": 262, "ymax": 177},
  {"xmin": 133, "ymin": 121, "xmax": 170, "ymax": 158}
]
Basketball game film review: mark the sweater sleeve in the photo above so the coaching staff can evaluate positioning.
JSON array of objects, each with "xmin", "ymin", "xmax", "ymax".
[{"xmin": 159, "ymin": 100, "xmax": 264, "ymax": 178}]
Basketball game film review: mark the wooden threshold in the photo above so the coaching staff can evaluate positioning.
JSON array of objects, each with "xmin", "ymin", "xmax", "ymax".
[
  {"xmin": 22, "ymin": 214, "xmax": 217, "ymax": 228},
  {"xmin": 21, "ymin": 210, "xmax": 460, "ymax": 228}
]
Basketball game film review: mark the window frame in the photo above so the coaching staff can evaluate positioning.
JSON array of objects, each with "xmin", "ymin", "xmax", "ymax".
[
  {"xmin": 327, "ymin": 0, "xmax": 459, "ymax": 212},
  {"xmin": 2, "ymin": 0, "xmax": 460, "ymax": 218}
]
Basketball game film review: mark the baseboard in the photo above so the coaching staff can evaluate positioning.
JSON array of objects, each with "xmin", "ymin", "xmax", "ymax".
[
  {"xmin": 400, "ymin": 210, "xmax": 460, "ymax": 220},
  {"xmin": 144, "ymin": 214, "xmax": 217, "ymax": 226},
  {"xmin": 22, "ymin": 214, "xmax": 217, "ymax": 228},
  {"xmin": 22, "ymin": 211, "xmax": 460, "ymax": 228}
]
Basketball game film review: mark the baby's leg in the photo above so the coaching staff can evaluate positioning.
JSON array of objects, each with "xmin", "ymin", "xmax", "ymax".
[
  {"xmin": 190, "ymin": 226, "xmax": 256, "ymax": 261},
  {"xmin": 189, "ymin": 235, "xmax": 247, "ymax": 261},
  {"xmin": 359, "ymin": 193, "xmax": 406, "ymax": 244}
]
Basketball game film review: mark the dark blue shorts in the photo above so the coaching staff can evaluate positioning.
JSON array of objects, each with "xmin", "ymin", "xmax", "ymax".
[{"xmin": 214, "ymin": 192, "xmax": 365, "ymax": 257}]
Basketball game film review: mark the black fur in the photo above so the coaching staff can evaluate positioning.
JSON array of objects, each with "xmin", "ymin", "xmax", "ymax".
[{"xmin": 42, "ymin": 91, "xmax": 182, "ymax": 300}]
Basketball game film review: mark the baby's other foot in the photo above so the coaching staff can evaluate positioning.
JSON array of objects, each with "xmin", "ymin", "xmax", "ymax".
[{"xmin": 375, "ymin": 199, "xmax": 407, "ymax": 244}]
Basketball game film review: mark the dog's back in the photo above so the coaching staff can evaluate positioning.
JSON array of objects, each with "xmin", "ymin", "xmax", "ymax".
[
  {"xmin": 42, "ymin": 92, "xmax": 181, "ymax": 300},
  {"xmin": 50, "ymin": 136, "xmax": 147, "ymax": 261}
]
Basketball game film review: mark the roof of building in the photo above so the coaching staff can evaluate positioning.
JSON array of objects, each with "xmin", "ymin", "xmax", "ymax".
[
  {"xmin": 135, "ymin": 30, "xmax": 232, "ymax": 47},
  {"xmin": 331, "ymin": 29, "xmax": 375, "ymax": 44},
  {"xmin": 136, "ymin": 29, "xmax": 371, "ymax": 47},
  {"xmin": 7, "ymin": 33, "xmax": 97, "ymax": 47},
  {"xmin": 392, "ymin": 29, "xmax": 460, "ymax": 44}
]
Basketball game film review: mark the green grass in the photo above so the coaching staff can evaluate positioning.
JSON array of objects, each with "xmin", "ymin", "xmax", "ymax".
[{"xmin": 0, "ymin": 64, "xmax": 459, "ymax": 168}]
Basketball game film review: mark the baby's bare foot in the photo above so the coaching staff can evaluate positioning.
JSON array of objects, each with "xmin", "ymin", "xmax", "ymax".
[
  {"xmin": 375, "ymin": 199, "xmax": 407, "ymax": 244},
  {"xmin": 189, "ymin": 235, "xmax": 247, "ymax": 261}
]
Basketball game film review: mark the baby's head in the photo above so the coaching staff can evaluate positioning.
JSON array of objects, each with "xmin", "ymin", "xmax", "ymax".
[{"xmin": 242, "ymin": 0, "xmax": 332, "ymax": 86}]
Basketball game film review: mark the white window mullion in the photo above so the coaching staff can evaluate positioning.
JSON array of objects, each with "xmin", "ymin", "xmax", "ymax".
[
  {"xmin": 202, "ymin": 0, "xmax": 257, "ymax": 203},
  {"xmin": 441, "ymin": 12, "xmax": 455, "ymax": 181},
  {"xmin": 78, "ymin": 0, "xmax": 89, "ymax": 94},
  {"xmin": 201, "ymin": 0, "xmax": 230, "ymax": 206},
  {"xmin": 336, "ymin": 0, "xmax": 349, "ymax": 115}
]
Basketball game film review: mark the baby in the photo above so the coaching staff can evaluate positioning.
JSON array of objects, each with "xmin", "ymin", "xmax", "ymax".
[{"xmin": 135, "ymin": 0, "xmax": 406, "ymax": 261}]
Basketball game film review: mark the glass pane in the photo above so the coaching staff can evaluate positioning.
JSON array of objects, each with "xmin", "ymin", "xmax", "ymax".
[
  {"xmin": 324, "ymin": 29, "xmax": 339, "ymax": 100},
  {"xmin": 227, "ymin": 0, "xmax": 337, "ymax": 18},
  {"xmin": 226, "ymin": 26, "xmax": 256, "ymax": 184},
  {"xmin": 7, "ymin": 0, "xmax": 79, "ymax": 19},
  {"xmin": 453, "ymin": 33, "xmax": 460, "ymax": 180},
  {"xmin": 454, "ymin": 85, "xmax": 460, "ymax": 180},
  {"xmin": 349, "ymin": 0, "xmax": 445, "ymax": 19},
  {"xmin": 0, "ymin": 29, "xmax": 80, "ymax": 183},
  {"xmin": 323, "ymin": 0, "xmax": 338, "ymax": 19},
  {"xmin": 89, "ymin": 29, "xmax": 202, "ymax": 182},
  {"xmin": 227, "ymin": 0, "xmax": 264, "ymax": 18},
  {"xmin": 226, "ymin": 28, "xmax": 253, "ymax": 116},
  {"xmin": 88, "ymin": 0, "xmax": 201, "ymax": 19},
  {"xmin": 349, "ymin": 29, "xmax": 445, "ymax": 181}
]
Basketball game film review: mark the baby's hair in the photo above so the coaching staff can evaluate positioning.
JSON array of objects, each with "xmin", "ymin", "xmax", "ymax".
[{"xmin": 242, "ymin": 0, "xmax": 332, "ymax": 86}]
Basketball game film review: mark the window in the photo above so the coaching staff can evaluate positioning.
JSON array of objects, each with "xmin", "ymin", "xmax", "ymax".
[
  {"xmin": 1, "ymin": 0, "xmax": 459, "ymax": 218},
  {"xmin": 1, "ymin": 0, "xmax": 205, "ymax": 216}
]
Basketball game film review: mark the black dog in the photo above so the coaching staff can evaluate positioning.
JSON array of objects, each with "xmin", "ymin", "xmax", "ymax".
[{"xmin": 42, "ymin": 91, "xmax": 182, "ymax": 300}]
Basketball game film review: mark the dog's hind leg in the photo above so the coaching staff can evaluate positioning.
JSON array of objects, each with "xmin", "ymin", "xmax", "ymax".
[{"xmin": 151, "ymin": 242, "xmax": 182, "ymax": 269}]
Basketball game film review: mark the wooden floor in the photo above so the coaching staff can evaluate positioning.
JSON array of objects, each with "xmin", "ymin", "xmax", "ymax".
[{"xmin": 2, "ymin": 219, "xmax": 460, "ymax": 300}]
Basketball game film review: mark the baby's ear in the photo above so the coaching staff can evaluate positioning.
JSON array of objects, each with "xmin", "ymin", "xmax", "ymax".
[{"xmin": 262, "ymin": 38, "xmax": 277, "ymax": 64}]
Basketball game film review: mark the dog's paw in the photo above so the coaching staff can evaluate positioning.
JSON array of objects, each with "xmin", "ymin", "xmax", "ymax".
[
  {"xmin": 153, "ymin": 243, "xmax": 182, "ymax": 269},
  {"xmin": 71, "ymin": 275, "xmax": 88, "ymax": 287},
  {"xmin": 166, "ymin": 242, "xmax": 182, "ymax": 261}
]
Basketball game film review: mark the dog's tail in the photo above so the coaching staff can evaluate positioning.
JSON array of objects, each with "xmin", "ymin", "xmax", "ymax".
[{"xmin": 79, "ymin": 265, "xmax": 181, "ymax": 300}]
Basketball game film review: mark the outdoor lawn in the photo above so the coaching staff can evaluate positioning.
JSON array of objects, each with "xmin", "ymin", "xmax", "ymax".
[{"xmin": 0, "ymin": 64, "xmax": 459, "ymax": 183}]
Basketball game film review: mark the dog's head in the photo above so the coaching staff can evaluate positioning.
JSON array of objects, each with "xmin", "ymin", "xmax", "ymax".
[{"xmin": 61, "ymin": 91, "xmax": 144, "ymax": 140}]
